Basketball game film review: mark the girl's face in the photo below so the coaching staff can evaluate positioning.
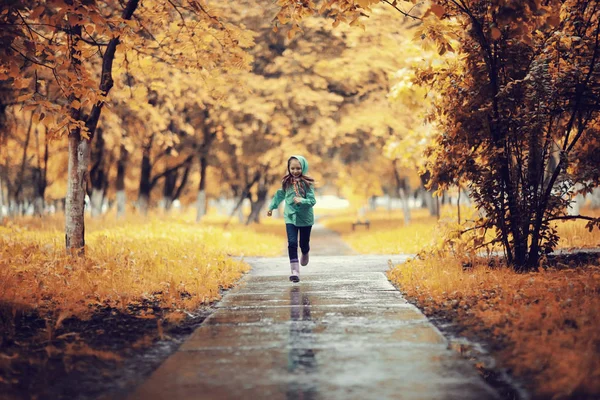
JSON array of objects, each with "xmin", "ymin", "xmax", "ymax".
[{"xmin": 289, "ymin": 159, "xmax": 302, "ymax": 177}]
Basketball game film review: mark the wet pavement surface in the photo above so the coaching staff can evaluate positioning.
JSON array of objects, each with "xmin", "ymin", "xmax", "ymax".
[{"xmin": 129, "ymin": 226, "xmax": 499, "ymax": 400}]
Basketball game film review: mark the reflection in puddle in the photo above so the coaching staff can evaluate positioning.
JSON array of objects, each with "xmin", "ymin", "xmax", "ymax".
[{"xmin": 287, "ymin": 286, "xmax": 318, "ymax": 400}]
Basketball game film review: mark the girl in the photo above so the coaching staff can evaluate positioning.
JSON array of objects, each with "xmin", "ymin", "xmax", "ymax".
[{"xmin": 267, "ymin": 155, "xmax": 316, "ymax": 283}]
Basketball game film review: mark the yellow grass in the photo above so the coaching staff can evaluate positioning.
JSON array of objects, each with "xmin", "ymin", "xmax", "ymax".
[
  {"xmin": 388, "ymin": 255, "xmax": 600, "ymax": 399},
  {"xmin": 322, "ymin": 206, "xmax": 600, "ymax": 255},
  {"xmin": 320, "ymin": 207, "xmax": 463, "ymax": 254},
  {"xmin": 0, "ymin": 213, "xmax": 282, "ymax": 330},
  {"xmin": 556, "ymin": 214, "xmax": 600, "ymax": 249}
]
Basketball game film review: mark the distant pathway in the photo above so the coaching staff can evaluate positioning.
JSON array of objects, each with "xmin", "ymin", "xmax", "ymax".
[{"xmin": 129, "ymin": 225, "xmax": 499, "ymax": 400}]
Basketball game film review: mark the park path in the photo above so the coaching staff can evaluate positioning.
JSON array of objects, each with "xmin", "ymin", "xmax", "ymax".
[{"xmin": 129, "ymin": 225, "xmax": 499, "ymax": 400}]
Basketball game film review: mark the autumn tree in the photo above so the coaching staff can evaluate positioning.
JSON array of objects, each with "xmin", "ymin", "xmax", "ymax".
[
  {"xmin": 277, "ymin": 0, "xmax": 600, "ymax": 270},
  {"xmin": 1, "ymin": 0, "xmax": 252, "ymax": 252},
  {"xmin": 415, "ymin": 0, "xmax": 600, "ymax": 269}
]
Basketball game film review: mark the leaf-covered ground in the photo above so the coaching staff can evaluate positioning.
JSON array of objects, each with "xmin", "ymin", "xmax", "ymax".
[
  {"xmin": 0, "ymin": 214, "xmax": 283, "ymax": 399},
  {"xmin": 388, "ymin": 252, "xmax": 600, "ymax": 400}
]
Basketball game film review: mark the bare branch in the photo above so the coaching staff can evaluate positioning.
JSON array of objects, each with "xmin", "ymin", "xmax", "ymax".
[
  {"xmin": 150, "ymin": 154, "xmax": 194, "ymax": 188},
  {"xmin": 381, "ymin": 0, "xmax": 422, "ymax": 20},
  {"xmin": 548, "ymin": 215, "xmax": 598, "ymax": 222},
  {"xmin": 9, "ymin": 45, "xmax": 54, "ymax": 69}
]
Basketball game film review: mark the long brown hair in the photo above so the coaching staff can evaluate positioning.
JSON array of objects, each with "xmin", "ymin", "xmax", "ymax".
[{"xmin": 282, "ymin": 157, "xmax": 315, "ymax": 196}]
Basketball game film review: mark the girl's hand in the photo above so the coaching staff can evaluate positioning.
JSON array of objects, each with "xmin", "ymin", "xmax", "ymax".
[
  {"xmin": 267, "ymin": 210, "xmax": 273, "ymax": 217},
  {"xmin": 293, "ymin": 197, "xmax": 302, "ymax": 204}
]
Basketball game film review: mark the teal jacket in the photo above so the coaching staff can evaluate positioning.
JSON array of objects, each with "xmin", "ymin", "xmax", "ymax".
[{"xmin": 268, "ymin": 155, "xmax": 316, "ymax": 227}]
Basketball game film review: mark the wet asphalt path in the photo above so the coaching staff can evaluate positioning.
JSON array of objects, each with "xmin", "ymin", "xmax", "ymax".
[{"xmin": 129, "ymin": 225, "xmax": 499, "ymax": 400}]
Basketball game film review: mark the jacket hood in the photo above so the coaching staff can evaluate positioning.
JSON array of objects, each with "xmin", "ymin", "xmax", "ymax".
[{"xmin": 291, "ymin": 155, "xmax": 308, "ymax": 175}]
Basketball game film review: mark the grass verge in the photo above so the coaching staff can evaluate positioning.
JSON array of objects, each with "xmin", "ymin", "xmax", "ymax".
[
  {"xmin": 321, "ymin": 207, "xmax": 600, "ymax": 254},
  {"xmin": 0, "ymin": 214, "xmax": 282, "ymax": 398},
  {"xmin": 388, "ymin": 252, "xmax": 600, "ymax": 400}
]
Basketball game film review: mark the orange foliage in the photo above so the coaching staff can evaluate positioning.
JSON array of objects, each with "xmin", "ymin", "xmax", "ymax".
[
  {"xmin": 388, "ymin": 254, "xmax": 600, "ymax": 399},
  {"xmin": 0, "ymin": 214, "xmax": 282, "ymax": 339}
]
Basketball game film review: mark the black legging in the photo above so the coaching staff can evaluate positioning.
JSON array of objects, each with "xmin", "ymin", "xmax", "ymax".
[{"xmin": 286, "ymin": 224, "xmax": 312, "ymax": 262}]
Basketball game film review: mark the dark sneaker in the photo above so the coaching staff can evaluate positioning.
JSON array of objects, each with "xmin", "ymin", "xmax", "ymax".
[{"xmin": 289, "ymin": 275, "xmax": 300, "ymax": 283}]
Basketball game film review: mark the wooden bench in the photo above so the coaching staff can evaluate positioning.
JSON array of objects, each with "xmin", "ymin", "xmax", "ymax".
[{"xmin": 352, "ymin": 220, "xmax": 370, "ymax": 231}]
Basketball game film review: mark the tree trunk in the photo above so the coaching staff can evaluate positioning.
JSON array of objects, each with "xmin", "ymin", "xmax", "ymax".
[
  {"xmin": 419, "ymin": 172, "xmax": 440, "ymax": 218},
  {"xmin": 33, "ymin": 196, "xmax": 44, "ymax": 216},
  {"xmin": 15, "ymin": 113, "xmax": 34, "ymax": 205},
  {"xmin": 591, "ymin": 187, "xmax": 600, "ymax": 209},
  {"xmin": 237, "ymin": 204, "xmax": 244, "ymax": 224},
  {"xmin": 172, "ymin": 161, "xmax": 191, "ymax": 204},
  {"xmin": 370, "ymin": 196, "xmax": 377, "ymax": 211},
  {"xmin": 64, "ymin": 0, "xmax": 140, "ymax": 252},
  {"xmin": 33, "ymin": 126, "xmax": 48, "ymax": 217},
  {"xmin": 246, "ymin": 177, "xmax": 268, "ymax": 225},
  {"xmin": 421, "ymin": 188, "xmax": 439, "ymax": 217},
  {"xmin": 8, "ymin": 197, "xmax": 17, "ymax": 217},
  {"xmin": 0, "ymin": 177, "xmax": 4, "ymax": 221},
  {"xmin": 116, "ymin": 190, "xmax": 126, "ymax": 218},
  {"xmin": 90, "ymin": 188, "xmax": 104, "ymax": 217},
  {"xmin": 392, "ymin": 160, "xmax": 411, "ymax": 225},
  {"xmin": 225, "ymin": 172, "xmax": 261, "ymax": 227},
  {"xmin": 90, "ymin": 127, "xmax": 106, "ymax": 218},
  {"xmin": 116, "ymin": 142, "xmax": 128, "ymax": 219},
  {"xmin": 65, "ymin": 131, "xmax": 90, "ymax": 253},
  {"xmin": 194, "ymin": 110, "xmax": 216, "ymax": 222},
  {"xmin": 65, "ymin": 24, "xmax": 88, "ymax": 254},
  {"xmin": 567, "ymin": 184, "xmax": 585, "ymax": 215},
  {"xmin": 137, "ymin": 141, "xmax": 152, "ymax": 216},
  {"xmin": 398, "ymin": 187, "xmax": 411, "ymax": 226},
  {"xmin": 196, "ymin": 155, "xmax": 208, "ymax": 223},
  {"xmin": 33, "ymin": 160, "xmax": 46, "ymax": 216},
  {"xmin": 162, "ymin": 168, "xmax": 178, "ymax": 211},
  {"xmin": 63, "ymin": 1, "xmax": 139, "ymax": 252},
  {"xmin": 457, "ymin": 187, "xmax": 461, "ymax": 224}
]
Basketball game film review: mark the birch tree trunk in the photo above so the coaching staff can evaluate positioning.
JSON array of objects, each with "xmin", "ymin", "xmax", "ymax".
[
  {"xmin": 421, "ymin": 188, "xmax": 440, "ymax": 218},
  {"xmin": 116, "ymin": 191, "xmax": 126, "ymax": 218},
  {"xmin": 591, "ymin": 187, "xmax": 600, "ymax": 209},
  {"xmin": 567, "ymin": 184, "xmax": 585, "ymax": 215},
  {"xmin": 398, "ymin": 187, "xmax": 411, "ymax": 226},
  {"xmin": 196, "ymin": 190, "xmax": 207, "ymax": 222},
  {"xmin": 65, "ymin": 131, "xmax": 90, "ymax": 253},
  {"xmin": 33, "ymin": 195, "xmax": 44, "ymax": 216},
  {"xmin": 65, "ymin": 24, "xmax": 88, "ymax": 254},
  {"xmin": 237, "ymin": 204, "xmax": 244, "ymax": 224},
  {"xmin": 64, "ymin": 0, "xmax": 140, "ymax": 252},
  {"xmin": 90, "ymin": 188, "xmax": 104, "ymax": 217}
]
